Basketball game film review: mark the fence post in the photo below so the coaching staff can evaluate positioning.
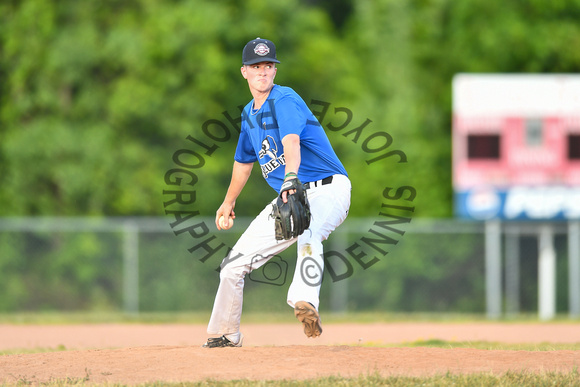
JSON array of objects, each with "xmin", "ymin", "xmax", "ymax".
[
  {"xmin": 569, "ymin": 221, "xmax": 580, "ymax": 318},
  {"xmin": 505, "ymin": 225, "xmax": 520, "ymax": 316},
  {"xmin": 485, "ymin": 220, "xmax": 502, "ymax": 319},
  {"xmin": 329, "ymin": 226, "xmax": 349, "ymax": 314},
  {"xmin": 123, "ymin": 221, "xmax": 139, "ymax": 314},
  {"xmin": 538, "ymin": 224, "xmax": 556, "ymax": 321}
]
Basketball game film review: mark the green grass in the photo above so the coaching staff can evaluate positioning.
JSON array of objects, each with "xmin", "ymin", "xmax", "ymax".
[
  {"xmin": 1, "ymin": 344, "xmax": 69, "ymax": 356},
  {"xmin": 0, "ymin": 311, "xmax": 211, "ymax": 325},
  {"xmin": 397, "ymin": 338, "xmax": 580, "ymax": 351},
  {"xmin": 152, "ymin": 371, "xmax": 580, "ymax": 386},
  {"xmin": 1, "ymin": 310, "xmax": 579, "ymax": 325},
  {"xmin": 5, "ymin": 371, "xmax": 580, "ymax": 386}
]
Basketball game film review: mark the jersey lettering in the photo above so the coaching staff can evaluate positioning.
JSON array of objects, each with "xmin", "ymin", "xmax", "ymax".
[{"xmin": 261, "ymin": 154, "xmax": 286, "ymax": 178}]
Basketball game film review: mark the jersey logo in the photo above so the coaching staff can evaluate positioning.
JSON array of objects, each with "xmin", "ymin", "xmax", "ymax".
[
  {"xmin": 258, "ymin": 136, "xmax": 286, "ymax": 178},
  {"xmin": 258, "ymin": 136, "xmax": 278, "ymax": 160}
]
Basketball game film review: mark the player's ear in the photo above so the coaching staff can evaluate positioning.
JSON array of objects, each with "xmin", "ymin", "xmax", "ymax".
[{"xmin": 241, "ymin": 66, "xmax": 248, "ymax": 79}]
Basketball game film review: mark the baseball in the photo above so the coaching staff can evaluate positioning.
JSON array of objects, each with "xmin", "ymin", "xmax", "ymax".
[{"xmin": 219, "ymin": 215, "xmax": 233, "ymax": 230}]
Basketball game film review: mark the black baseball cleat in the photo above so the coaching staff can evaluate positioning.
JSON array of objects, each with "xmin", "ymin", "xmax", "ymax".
[
  {"xmin": 202, "ymin": 334, "xmax": 243, "ymax": 348},
  {"xmin": 294, "ymin": 301, "xmax": 322, "ymax": 338}
]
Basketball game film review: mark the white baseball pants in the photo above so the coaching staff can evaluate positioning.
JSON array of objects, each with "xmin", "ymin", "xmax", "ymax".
[{"xmin": 206, "ymin": 174, "xmax": 351, "ymax": 339}]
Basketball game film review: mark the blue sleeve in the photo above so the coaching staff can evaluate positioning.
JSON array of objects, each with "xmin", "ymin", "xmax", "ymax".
[
  {"xmin": 234, "ymin": 129, "xmax": 257, "ymax": 163},
  {"xmin": 274, "ymin": 96, "xmax": 306, "ymax": 138}
]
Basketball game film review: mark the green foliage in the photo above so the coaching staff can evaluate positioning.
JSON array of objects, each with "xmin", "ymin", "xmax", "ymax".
[
  {"xmin": 2, "ymin": 0, "xmax": 580, "ymax": 313},
  {"xmin": 2, "ymin": 0, "xmax": 580, "ymax": 217},
  {"xmin": 0, "ymin": 231, "xmax": 122, "ymax": 311},
  {"xmin": 345, "ymin": 232, "xmax": 486, "ymax": 312}
]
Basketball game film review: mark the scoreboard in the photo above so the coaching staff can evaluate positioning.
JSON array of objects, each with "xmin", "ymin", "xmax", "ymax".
[{"xmin": 453, "ymin": 74, "xmax": 580, "ymax": 220}]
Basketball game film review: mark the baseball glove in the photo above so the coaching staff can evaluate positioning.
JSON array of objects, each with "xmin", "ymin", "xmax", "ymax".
[{"xmin": 271, "ymin": 178, "xmax": 311, "ymax": 240}]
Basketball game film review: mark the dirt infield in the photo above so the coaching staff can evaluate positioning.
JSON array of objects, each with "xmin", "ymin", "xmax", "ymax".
[{"xmin": 1, "ymin": 322, "xmax": 580, "ymax": 384}]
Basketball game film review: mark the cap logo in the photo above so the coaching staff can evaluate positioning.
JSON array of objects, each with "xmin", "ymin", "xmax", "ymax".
[{"xmin": 254, "ymin": 43, "xmax": 270, "ymax": 56}]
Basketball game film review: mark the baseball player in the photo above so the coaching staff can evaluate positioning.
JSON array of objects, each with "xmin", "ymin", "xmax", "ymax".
[{"xmin": 203, "ymin": 38, "xmax": 351, "ymax": 348}]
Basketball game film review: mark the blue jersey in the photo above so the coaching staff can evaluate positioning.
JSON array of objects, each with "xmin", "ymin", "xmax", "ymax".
[{"xmin": 235, "ymin": 85, "xmax": 348, "ymax": 192}]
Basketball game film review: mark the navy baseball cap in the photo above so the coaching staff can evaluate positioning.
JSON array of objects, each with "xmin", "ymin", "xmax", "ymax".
[{"xmin": 242, "ymin": 38, "xmax": 280, "ymax": 65}]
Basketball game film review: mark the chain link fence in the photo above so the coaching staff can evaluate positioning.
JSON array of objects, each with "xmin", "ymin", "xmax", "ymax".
[{"xmin": 0, "ymin": 217, "xmax": 577, "ymax": 319}]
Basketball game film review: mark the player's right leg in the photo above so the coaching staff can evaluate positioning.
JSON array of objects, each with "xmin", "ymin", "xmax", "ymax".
[{"xmin": 204, "ymin": 198, "xmax": 296, "ymax": 347}]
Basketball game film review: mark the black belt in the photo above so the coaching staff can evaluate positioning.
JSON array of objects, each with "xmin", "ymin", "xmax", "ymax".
[{"xmin": 304, "ymin": 176, "xmax": 333, "ymax": 190}]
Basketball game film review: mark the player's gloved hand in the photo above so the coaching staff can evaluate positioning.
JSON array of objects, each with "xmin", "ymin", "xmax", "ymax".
[
  {"xmin": 280, "ymin": 172, "xmax": 298, "ymax": 202},
  {"xmin": 271, "ymin": 177, "xmax": 311, "ymax": 240},
  {"xmin": 280, "ymin": 176, "xmax": 298, "ymax": 201}
]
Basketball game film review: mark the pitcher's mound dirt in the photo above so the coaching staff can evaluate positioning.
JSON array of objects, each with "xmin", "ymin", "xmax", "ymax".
[{"xmin": 1, "ymin": 323, "xmax": 580, "ymax": 384}]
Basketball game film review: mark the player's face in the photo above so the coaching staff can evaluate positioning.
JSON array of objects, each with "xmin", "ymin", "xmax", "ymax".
[{"xmin": 241, "ymin": 62, "xmax": 277, "ymax": 94}]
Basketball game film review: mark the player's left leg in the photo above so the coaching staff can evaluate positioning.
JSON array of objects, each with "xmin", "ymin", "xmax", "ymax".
[{"xmin": 286, "ymin": 174, "xmax": 351, "ymax": 337}]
